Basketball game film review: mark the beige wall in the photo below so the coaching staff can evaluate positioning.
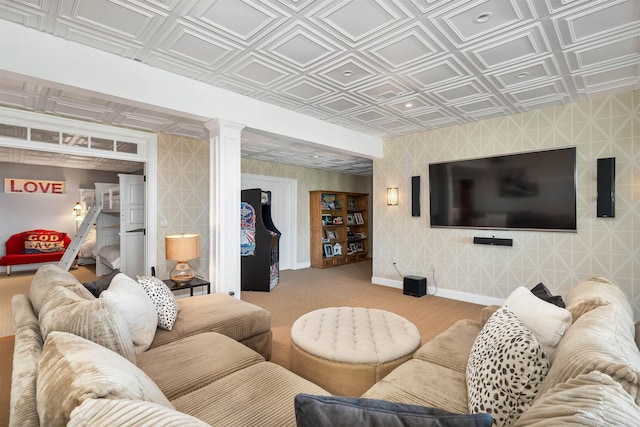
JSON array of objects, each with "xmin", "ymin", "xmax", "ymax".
[
  {"xmin": 156, "ymin": 133, "xmax": 210, "ymax": 280},
  {"xmin": 373, "ymin": 90, "xmax": 640, "ymax": 319},
  {"xmin": 242, "ymin": 158, "xmax": 372, "ymax": 266}
]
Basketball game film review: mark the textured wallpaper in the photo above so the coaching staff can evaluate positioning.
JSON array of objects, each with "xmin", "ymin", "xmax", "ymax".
[
  {"xmin": 242, "ymin": 158, "xmax": 372, "ymax": 265},
  {"xmin": 373, "ymin": 90, "xmax": 639, "ymax": 319},
  {"xmin": 156, "ymin": 133, "xmax": 210, "ymax": 280}
]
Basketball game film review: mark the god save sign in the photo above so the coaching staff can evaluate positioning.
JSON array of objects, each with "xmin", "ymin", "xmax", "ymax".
[{"xmin": 4, "ymin": 178, "xmax": 67, "ymax": 195}]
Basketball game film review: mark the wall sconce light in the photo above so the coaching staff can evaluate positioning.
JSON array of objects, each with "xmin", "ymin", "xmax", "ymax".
[
  {"xmin": 387, "ymin": 188, "xmax": 399, "ymax": 206},
  {"xmin": 165, "ymin": 234, "xmax": 200, "ymax": 285},
  {"xmin": 72, "ymin": 202, "xmax": 83, "ymax": 232}
]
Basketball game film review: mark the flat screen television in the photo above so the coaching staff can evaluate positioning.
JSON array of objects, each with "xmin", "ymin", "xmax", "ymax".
[{"xmin": 429, "ymin": 147, "xmax": 577, "ymax": 232}]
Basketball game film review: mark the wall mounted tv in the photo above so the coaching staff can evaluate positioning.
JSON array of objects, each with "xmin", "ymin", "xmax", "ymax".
[{"xmin": 429, "ymin": 147, "xmax": 577, "ymax": 232}]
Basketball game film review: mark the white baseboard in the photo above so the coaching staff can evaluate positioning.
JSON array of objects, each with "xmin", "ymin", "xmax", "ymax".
[
  {"xmin": 293, "ymin": 261, "xmax": 311, "ymax": 270},
  {"xmin": 371, "ymin": 276, "xmax": 504, "ymax": 307}
]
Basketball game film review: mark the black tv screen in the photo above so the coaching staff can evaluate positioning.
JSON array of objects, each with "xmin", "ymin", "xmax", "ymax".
[{"xmin": 429, "ymin": 148, "xmax": 577, "ymax": 232}]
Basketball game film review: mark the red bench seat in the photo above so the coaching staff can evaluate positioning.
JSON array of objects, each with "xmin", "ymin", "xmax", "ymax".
[{"xmin": 0, "ymin": 230, "xmax": 71, "ymax": 275}]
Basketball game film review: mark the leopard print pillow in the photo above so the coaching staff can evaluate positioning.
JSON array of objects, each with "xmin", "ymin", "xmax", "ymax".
[
  {"xmin": 136, "ymin": 276, "xmax": 180, "ymax": 331},
  {"xmin": 466, "ymin": 307, "xmax": 549, "ymax": 427}
]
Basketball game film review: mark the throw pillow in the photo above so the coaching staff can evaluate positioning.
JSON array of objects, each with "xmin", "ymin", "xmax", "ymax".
[
  {"xmin": 512, "ymin": 371, "xmax": 640, "ymax": 427},
  {"xmin": 504, "ymin": 286, "xmax": 572, "ymax": 358},
  {"xmin": 466, "ymin": 307, "xmax": 549, "ymax": 427},
  {"xmin": 294, "ymin": 394, "xmax": 493, "ymax": 427},
  {"xmin": 136, "ymin": 275, "xmax": 181, "ymax": 331},
  {"xmin": 82, "ymin": 269, "xmax": 120, "ymax": 297},
  {"xmin": 29, "ymin": 264, "xmax": 94, "ymax": 316},
  {"xmin": 100, "ymin": 273, "xmax": 158, "ymax": 354},
  {"xmin": 69, "ymin": 398, "xmax": 210, "ymax": 427},
  {"xmin": 37, "ymin": 331, "xmax": 172, "ymax": 426},
  {"xmin": 565, "ymin": 277, "xmax": 634, "ymax": 322},
  {"xmin": 21, "ymin": 230, "xmax": 66, "ymax": 253},
  {"xmin": 530, "ymin": 282, "xmax": 565, "ymax": 307},
  {"xmin": 39, "ymin": 286, "xmax": 136, "ymax": 363}
]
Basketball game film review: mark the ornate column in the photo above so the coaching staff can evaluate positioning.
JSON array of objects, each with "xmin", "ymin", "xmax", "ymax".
[{"xmin": 205, "ymin": 119, "xmax": 245, "ymax": 298}]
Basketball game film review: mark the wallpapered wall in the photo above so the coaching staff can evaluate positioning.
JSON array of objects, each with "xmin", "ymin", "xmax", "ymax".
[
  {"xmin": 156, "ymin": 134, "xmax": 210, "ymax": 280},
  {"xmin": 241, "ymin": 158, "xmax": 372, "ymax": 266},
  {"xmin": 373, "ymin": 90, "xmax": 640, "ymax": 319}
]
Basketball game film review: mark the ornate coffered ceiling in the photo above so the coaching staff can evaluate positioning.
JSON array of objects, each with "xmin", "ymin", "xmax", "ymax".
[{"xmin": 0, "ymin": 0, "xmax": 639, "ymax": 175}]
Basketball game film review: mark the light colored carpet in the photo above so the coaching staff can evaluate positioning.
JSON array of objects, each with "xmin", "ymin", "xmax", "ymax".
[
  {"xmin": 242, "ymin": 260, "xmax": 485, "ymax": 369},
  {"xmin": 0, "ymin": 260, "xmax": 485, "ymax": 425}
]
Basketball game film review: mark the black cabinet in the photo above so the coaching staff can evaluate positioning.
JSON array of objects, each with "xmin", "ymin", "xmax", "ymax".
[{"xmin": 241, "ymin": 189, "xmax": 281, "ymax": 291}]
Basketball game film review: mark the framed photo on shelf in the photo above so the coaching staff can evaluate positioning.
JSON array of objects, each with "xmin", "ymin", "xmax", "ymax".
[
  {"xmin": 354, "ymin": 212, "xmax": 364, "ymax": 225},
  {"xmin": 346, "ymin": 214, "xmax": 355, "ymax": 225},
  {"xmin": 348, "ymin": 198, "xmax": 357, "ymax": 209},
  {"xmin": 333, "ymin": 242, "xmax": 342, "ymax": 256},
  {"xmin": 323, "ymin": 243, "xmax": 334, "ymax": 258},
  {"xmin": 355, "ymin": 241, "xmax": 364, "ymax": 252},
  {"xmin": 327, "ymin": 230, "xmax": 337, "ymax": 240},
  {"xmin": 348, "ymin": 243, "xmax": 357, "ymax": 254},
  {"xmin": 322, "ymin": 214, "xmax": 332, "ymax": 225}
]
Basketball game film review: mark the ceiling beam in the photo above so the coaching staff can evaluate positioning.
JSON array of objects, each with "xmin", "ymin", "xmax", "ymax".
[{"xmin": 0, "ymin": 20, "xmax": 382, "ymax": 160}]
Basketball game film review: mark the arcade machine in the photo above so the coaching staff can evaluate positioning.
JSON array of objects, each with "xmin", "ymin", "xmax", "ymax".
[{"xmin": 240, "ymin": 188, "xmax": 281, "ymax": 291}]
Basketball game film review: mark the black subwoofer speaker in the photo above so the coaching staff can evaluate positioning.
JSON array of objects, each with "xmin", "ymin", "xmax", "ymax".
[
  {"xmin": 597, "ymin": 157, "xmax": 615, "ymax": 218},
  {"xmin": 411, "ymin": 176, "xmax": 420, "ymax": 217},
  {"xmin": 403, "ymin": 275, "xmax": 426, "ymax": 297}
]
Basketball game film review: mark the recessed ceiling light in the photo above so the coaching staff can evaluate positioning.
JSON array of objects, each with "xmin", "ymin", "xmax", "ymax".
[
  {"xmin": 516, "ymin": 72, "xmax": 530, "ymax": 78},
  {"xmin": 405, "ymin": 102, "xmax": 413, "ymax": 108},
  {"xmin": 473, "ymin": 12, "xmax": 493, "ymax": 24},
  {"xmin": 342, "ymin": 70, "xmax": 354, "ymax": 77}
]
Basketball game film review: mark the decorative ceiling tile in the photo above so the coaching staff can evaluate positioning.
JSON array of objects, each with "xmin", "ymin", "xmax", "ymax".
[
  {"xmin": 0, "ymin": 0, "xmax": 639, "ymax": 176},
  {"xmin": 432, "ymin": 0, "xmax": 534, "ymax": 46},
  {"xmin": 195, "ymin": 0, "xmax": 275, "ymax": 40},
  {"xmin": 321, "ymin": 0, "xmax": 401, "ymax": 42}
]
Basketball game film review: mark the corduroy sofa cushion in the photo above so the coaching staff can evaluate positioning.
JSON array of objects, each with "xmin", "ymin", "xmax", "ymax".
[
  {"xmin": 29, "ymin": 264, "xmax": 94, "ymax": 315},
  {"xmin": 172, "ymin": 362, "xmax": 329, "ymax": 427},
  {"xmin": 413, "ymin": 318, "xmax": 481, "ymax": 373},
  {"xmin": 513, "ymin": 371, "xmax": 640, "ymax": 426},
  {"xmin": 9, "ymin": 295, "xmax": 42, "ymax": 427},
  {"xmin": 37, "ymin": 332, "xmax": 172, "ymax": 426},
  {"xmin": 362, "ymin": 358, "xmax": 470, "ymax": 414},
  {"xmin": 150, "ymin": 292, "xmax": 272, "ymax": 358},
  {"xmin": 39, "ymin": 285, "xmax": 136, "ymax": 363},
  {"xmin": 137, "ymin": 332, "xmax": 265, "ymax": 400},
  {"xmin": 538, "ymin": 303, "xmax": 640, "ymax": 403},
  {"xmin": 565, "ymin": 277, "xmax": 633, "ymax": 322},
  {"xmin": 69, "ymin": 398, "xmax": 210, "ymax": 427}
]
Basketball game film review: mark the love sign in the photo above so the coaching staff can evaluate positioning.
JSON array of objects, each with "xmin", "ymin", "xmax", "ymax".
[{"xmin": 4, "ymin": 178, "xmax": 67, "ymax": 195}]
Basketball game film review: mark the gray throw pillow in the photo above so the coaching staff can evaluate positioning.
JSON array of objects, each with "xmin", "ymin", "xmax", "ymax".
[
  {"xmin": 294, "ymin": 394, "xmax": 493, "ymax": 427},
  {"xmin": 83, "ymin": 269, "xmax": 120, "ymax": 297}
]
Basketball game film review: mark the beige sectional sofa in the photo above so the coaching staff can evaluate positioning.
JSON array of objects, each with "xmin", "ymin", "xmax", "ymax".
[
  {"xmin": 9, "ymin": 265, "xmax": 328, "ymax": 426},
  {"xmin": 362, "ymin": 277, "xmax": 640, "ymax": 426},
  {"xmin": 10, "ymin": 265, "xmax": 640, "ymax": 426}
]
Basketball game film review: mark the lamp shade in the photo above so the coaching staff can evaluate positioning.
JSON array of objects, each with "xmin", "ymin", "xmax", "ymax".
[{"xmin": 165, "ymin": 234, "xmax": 200, "ymax": 261}]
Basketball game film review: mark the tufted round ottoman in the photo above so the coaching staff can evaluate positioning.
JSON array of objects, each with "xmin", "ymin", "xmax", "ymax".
[{"xmin": 290, "ymin": 307, "xmax": 421, "ymax": 396}]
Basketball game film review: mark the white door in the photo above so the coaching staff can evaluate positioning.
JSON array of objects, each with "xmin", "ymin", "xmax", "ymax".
[
  {"xmin": 241, "ymin": 174, "xmax": 296, "ymax": 270},
  {"xmin": 119, "ymin": 174, "xmax": 145, "ymax": 232}
]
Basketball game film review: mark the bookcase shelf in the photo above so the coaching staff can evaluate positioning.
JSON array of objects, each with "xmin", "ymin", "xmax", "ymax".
[{"xmin": 310, "ymin": 190, "xmax": 369, "ymax": 268}]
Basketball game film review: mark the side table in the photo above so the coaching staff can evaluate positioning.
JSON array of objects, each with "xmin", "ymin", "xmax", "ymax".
[{"xmin": 163, "ymin": 277, "xmax": 211, "ymax": 297}]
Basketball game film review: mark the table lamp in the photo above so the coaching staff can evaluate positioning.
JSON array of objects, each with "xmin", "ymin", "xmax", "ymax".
[{"xmin": 165, "ymin": 233, "xmax": 200, "ymax": 285}]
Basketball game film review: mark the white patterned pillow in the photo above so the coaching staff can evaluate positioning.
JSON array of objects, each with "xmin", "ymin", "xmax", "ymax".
[
  {"xmin": 466, "ymin": 307, "xmax": 549, "ymax": 427},
  {"xmin": 136, "ymin": 276, "xmax": 180, "ymax": 331}
]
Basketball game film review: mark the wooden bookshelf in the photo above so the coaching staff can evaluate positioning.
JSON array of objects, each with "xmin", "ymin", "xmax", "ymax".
[{"xmin": 310, "ymin": 190, "xmax": 369, "ymax": 268}]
